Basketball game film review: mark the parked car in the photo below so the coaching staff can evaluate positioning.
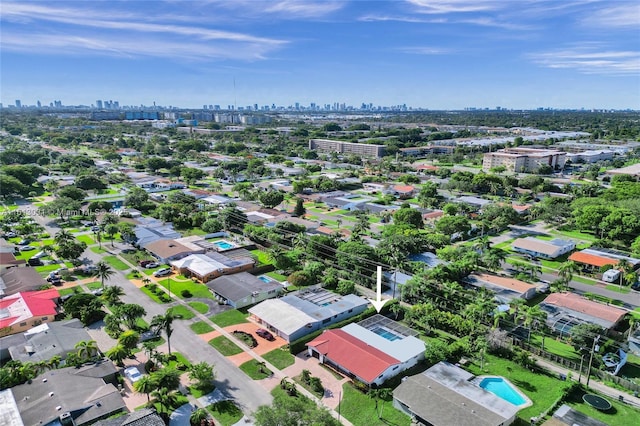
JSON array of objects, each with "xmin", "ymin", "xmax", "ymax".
[
  {"xmin": 20, "ymin": 246, "xmax": 36, "ymax": 251},
  {"xmin": 17, "ymin": 239, "xmax": 31, "ymax": 245},
  {"xmin": 124, "ymin": 366, "xmax": 143, "ymax": 383},
  {"xmin": 153, "ymin": 268, "xmax": 171, "ymax": 277},
  {"xmin": 91, "ymin": 289, "xmax": 104, "ymax": 296},
  {"xmin": 32, "ymin": 251, "xmax": 47, "ymax": 259},
  {"xmin": 256, "ymin": 329, "xmax": 275, "ymax": 341},
  {"xmin": 91, "ymin": 226, "xmax": 101, "ymax": 232},
  {"xmin": 144, "ymin": 262, "xmax": 160, "ymax": 269},
  {"xmin": 28, "ymin": 258, "xmax": 44, "ymax": 266},
  {"xmin": 4, "ymin": 231, "xmax": 17, "ymax": 238},
  {"xmin": 139, "ymin": 260, "xmax": 154, "ymax": 267}
]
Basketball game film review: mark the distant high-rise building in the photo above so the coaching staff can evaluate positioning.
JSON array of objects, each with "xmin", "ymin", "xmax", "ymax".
[
  {"xmin": 37, "ymin": 100, "xmax": 41, "ymax": 108},
  {"xmin": 113, "ymin": 101, "xmax": 119, "ymax": 109},
  {"xmin": 96, "ymin": 100, "xmax": 103, "ymax": 109},
  {"xmin": 15, "ymin": 100, "xmax": 21, "ymax": 108},
  {"xmin": 254, "ymin": 103, "xmax": 258, "ymax": 111}
]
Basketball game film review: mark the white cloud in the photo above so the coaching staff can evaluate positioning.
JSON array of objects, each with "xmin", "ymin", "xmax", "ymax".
[
  {"xmin": 400, "ymin": 46, "xmax": 451, "ymax": 55},
  {"xmin": 580, "ymin": 3, "xmax": 640, "ymax": 28},
  {"xmin": 407, "ymin": 0, "xmax": 504, "ymax": 14},
  {"xmin": 195, "ymin": 0, "xmax": 344, "ymax": 19},
  {"xmin": 0, "ymin": 2, "xmax": 287, "ymax": 61},
  {"xmin": 528, "ymin": 46, "xmax": 640, "ymax": 76}
]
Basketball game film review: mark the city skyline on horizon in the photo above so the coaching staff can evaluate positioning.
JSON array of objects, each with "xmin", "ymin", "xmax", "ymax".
[{"xmin": 1, "ymin": 1, "xmax": 639, "ymax": 110}]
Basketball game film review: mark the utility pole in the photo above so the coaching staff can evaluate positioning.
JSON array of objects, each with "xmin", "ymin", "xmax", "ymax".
[
  {"xmin": 585, "ymin": 335, "xmax": 601, "ymax": 388},
  {"xmin": 578, "ymin": 353, "xmax": 585, "ymax": 384}
]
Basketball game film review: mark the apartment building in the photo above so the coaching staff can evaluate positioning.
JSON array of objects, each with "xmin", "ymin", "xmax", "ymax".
[
  {"xmin": 309, "ymin": 138, "xmax": 385, "ymax": 158},
  {"xmin": 482, "ymin": 147, "xmax": 566, "ymax": 172}
]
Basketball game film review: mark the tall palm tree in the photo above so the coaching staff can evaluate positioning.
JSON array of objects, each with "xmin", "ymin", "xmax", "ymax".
[
  {"xmin": 482, "ymin": 248, "xmax": 508, "ymax": 272},
  {"xmin": 151, "ymin": 310, "xmax": 175, "ymax": 355},
  {"xmin": 616, "ymin": 259, "xmax": 633, "ymax": 288},
  {"xmin": 133, "ymin": 374, "xmax": 158, "ymax": 403},
  {"xmin": 94, "ymin": 261, "xmax": 115, "ymax": 289},
  {"xmin": 558, "ymin": 261, "xmax": 579, "ymax": 284},
  {"xmin": 54, "ymin": 229, "xmax": 74, "ymax": 245}
]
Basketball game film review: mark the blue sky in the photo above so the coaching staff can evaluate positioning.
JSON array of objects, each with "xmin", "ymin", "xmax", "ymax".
[{"xmin": 1, "ymin": 0, "xmax": 639, "ymax": 110}]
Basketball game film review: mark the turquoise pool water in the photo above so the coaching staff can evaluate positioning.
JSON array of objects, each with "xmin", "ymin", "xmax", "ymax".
[
  {"xmin": 214, "ymin": 241, "xmax": 234, "ymax": 250},
  {"xmin": 479, "ymin": 377, "xmax": 526, "ymax": 406},
  {"xmin": 258, "ymin": 276, "xmax": 272, "ymax": 283},
  {"xmin": 371, "ymin": 326, "xmax": 402, "ymax": 341}
]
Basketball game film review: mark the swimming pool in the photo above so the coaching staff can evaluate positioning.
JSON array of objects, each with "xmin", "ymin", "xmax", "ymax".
[
  {"xmin": 370, "ymin": 326, "xmax": 402, "ymax": 341},
  {"xmin": 214, "ymin": 240, "xmax": 235, "ymax": 250},
  {"xmin": 258, "ymin": 276, "xmax": 272, "ymax": 283},
  {"xmin": 479, "ymin": 377, "xmax": 527, "ymax": 406}
]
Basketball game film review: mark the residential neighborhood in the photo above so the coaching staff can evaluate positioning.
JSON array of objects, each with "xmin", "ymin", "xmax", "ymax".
[{"xmin": 1, "ymin": 108, "xmax": 640, "ymax": 426}]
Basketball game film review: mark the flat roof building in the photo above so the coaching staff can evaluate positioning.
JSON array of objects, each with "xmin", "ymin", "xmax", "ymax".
[
  {"xmin": 206, "ymin": 272, "xmax": 282, "ymax": 309},
  {"xmin": 511, "ymin": 237, "xmax": 576, "ymax": 259},
  {"xmin": 248, "ymin": 288, "xmax": 368, "ymax": 342},
  {"xmin": 483, "ymin": 147, "xmax": 566, "ymax": 173},
  {"xmin": 309, "ymin": 138, "xmax": 385, "ymax": 158}
]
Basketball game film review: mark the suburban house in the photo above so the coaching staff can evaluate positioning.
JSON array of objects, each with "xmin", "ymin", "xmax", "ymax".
[
  {"xmin": 0, "ymin": 318, "xmax": 92, "ymax": 363},
  {"xmin": 8, "ymin": 362, "xmax": 125, "ymax": 426},
  {"xmin": 0, "ymin": 289, "xmax": 60, "ymax": 337},
  {"xmin": 511, "ymin": 238, "xmax": 576, "ymax": 260},
  {"xmin": 539, "ymin": 292, "xmax": 627, "ymax": 336},
  {"xmin": 93, "ymin": 408, "xmax": 164, "ymax": 426},
  {"xmin": 133, "ymin": 218, "xmax": 181, "ymax": 247},
  {"xmin": 393, "ymin": 362, "xmax": 522, "ymax": 426},
  {"xmin": 206, "ymin": 272, "xmax": 283, "ymax": 309},
  {"xmin": 306, "ymin": 315, "xmax": 424, "ymax": 386},
  {"xmin": 389, "ymin": 185, "xmax": 416, "ymax": 199},
  {"xmin": 144, "ymin": 239, "xmax": 201, "ymax": 264},
  {"xmin": 248, "ymin": 288, "xmax": 368, "ymax": 342},
  {"xmin": 454, "ymin": 196, "xmax": 492, "ymax": 210},
  {"xmin": 465, "ymin": 273, "xmax": 540, "ymax": 302},
  {"xmin": 171, "ymin": 252, "xmax": 255, "ymax": 282},
  {"xmin": 568, "ymin": 248, "xmax": 640, "ymax": 271},
  {"xmin": 0, "ymin": 267, "xmax": 47, "ymax": 297}
]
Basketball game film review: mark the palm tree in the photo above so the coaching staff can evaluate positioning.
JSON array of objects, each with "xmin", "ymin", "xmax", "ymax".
[
  {"xmin": 104, "ymin": 223, "xmax": 119, "ymax": 248},
  {"xmin": 105, "ymin": 344, "xmax": 129, "ymax": 367},
  {"xmin": 558, "ymin": 261, "xmax": 579, "ymax": 284},
  {"xmin": 54, "ymin": 229, "xmax": 74, "ymax": 245},
  {"xmin": 75, "ymin": 340, "xmax": 99, "ymax": 361},
  {"xmin": 492, "ymin": 308, "xmax": 508, "ymax": 329},
  {"xmin": 472, "ymin": 236, "xmax": 491, "ymax": 254},
  {"xmin": 48, "ymin": 355, "xmax": 62, "ymax": 370},
  {"xmin": 151, "ymin": 387, "xmax": 179, "ymax": 415},
  {"xmin": 527, "ymin": 263, "xmax": 542, "ymax": 281},
  {"xmin": 190, "ymin": 408, "xmax": 210, "ymax": 426},
  {"xmin": 482, "ymin": 248, "xmax": 508, "ymax": 272},
  {"xmin": 133, "ymin": 374, "xmax": 158, "ymax": 403},
  {"xmin": 94, "ymin": 261, "xmax": 115, "ymax": 289},
  {"xmin": 369, "ymin": 388, "xmax": 392, "ymax": 419},
  {"xmin": 102, "ymin": 285, "xmax": 125, "ymax": 306},
  {"xmin": 616, "ymin": 259, "xmax": 633, "ymax": 288},
  {"xmin": 151, "ymin": 310, "xmax": 175, "ymax": 355}
]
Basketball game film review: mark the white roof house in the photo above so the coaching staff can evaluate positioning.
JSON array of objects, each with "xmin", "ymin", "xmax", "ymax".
[
  {"xmin": 248, "ymin": 289, "xmax": 368, "ymax": 342},
  {"xmin": 511, "ymin": 238, "xmax": 575, "ymax": 260},
  {"xmin": 342, "ymin": 319, "xmax": 424, "ymax": 363}
]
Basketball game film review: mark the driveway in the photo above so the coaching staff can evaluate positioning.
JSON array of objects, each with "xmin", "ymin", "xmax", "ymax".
[
  {"xmin": 281, "ymin": 353, "xmax": 350, "ymax": 409},
  {"xmin": 223, "ymin": 322, "xmax": 287, "ymax": 356}
]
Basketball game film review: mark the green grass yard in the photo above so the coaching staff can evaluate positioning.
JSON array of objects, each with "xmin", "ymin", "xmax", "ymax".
[
  {"xmin": 250, "ymin": 249, "xmax": 271, "ymax": 265},
  {"xmin": 210, "ymin": 309, "xmax": 248, "ymax": 327},
  {"xmin": 239, "ymin": 359, "xmax": 272, "ymax": 380},
  {"xmin": 208, "ymin": 336, "xmax": 243, "ymax": 356},
  {"xmin": 169, "ymin": 305, "xmax": 196, "ymax": 320},
  {"xmin": 190, "ymin": 321, "xmax": 214, "ymax": 334},
  {"xmin": 262, "ymin": 348, "xmax": 295, "ymax": 370},
  {"xmin": 207, "ymin": 401, "xmax": 243, "ymax": 426},
  {"xmin": 75, "ymin": 234, "xmax": 95, "ymax": 245},
  {"xmin": 157, "ymin": 278, "xmax": 214, "ymax": 299},
  {"xmin": 103, "ymin": 255, "xmax": 130, "ymax": 270},
  {"xmin": 188, "ymin": 301, "xmax": 210, "ymax": 314},
  {"xmin": 340, "ymin": 382, "xmax": 411, "ymax": 426}
]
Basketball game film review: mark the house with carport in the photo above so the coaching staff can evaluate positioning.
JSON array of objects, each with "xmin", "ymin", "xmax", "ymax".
[{"xmin": 206, "ymin": 272, "xmax": 282, "ymax": 309}]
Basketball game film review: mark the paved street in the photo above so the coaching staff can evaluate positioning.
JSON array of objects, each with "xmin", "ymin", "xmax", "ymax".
[{"xmin": 17, "ymin": 201, "xmax": 273, "ymax": 415}]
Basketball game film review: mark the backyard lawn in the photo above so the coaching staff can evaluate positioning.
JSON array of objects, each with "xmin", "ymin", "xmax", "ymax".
[
  {"xmin": 530, "ymin": 335, "xmax": 582, "ymax": 363},
  {"xmin": 565, "ymin": 388, "xmax": 640, "ymax": 426},
  {"xmin": 250, "ymin": 249, "xmax": 271, "ymax": 265},
  {"xmin": 465, "ymin": 353, "xmax": 571, "ymax": 421},
  {"xmin": 210, "ymin": 309, "xmax": 248, "ymax": 327},
  {"xmin": 75, "ymin": 234, "xmax": 95, "ymax": 245},
  {"xmin": 341, "ymin": 382, "xmax": 411, "ymax": 426},
  {"xmin": 103, "ymin": 255, "xmax": 130, "ymax": 270},
  {"xmin": 262, "ymin": 348, "xmax": 295, "ymax": 370},
  {"xmin": 190, "ymin": 321, "xmax": 214, "ymax": 334},
  {"xmin": 209, "ymin": 336, "xmax": 243, "ymax": 356}
]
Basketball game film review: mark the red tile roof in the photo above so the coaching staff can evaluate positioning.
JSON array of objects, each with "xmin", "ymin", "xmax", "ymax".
[
  {"xmin": 306, "ymin": 329, "xmax": 400, "ymax": 383},
  {"xmin": 544, "ymin": 292, "xmax": 626, "ymax": 323},
  {"xmin": 393, "ymin": 185, "xmax": 415, "ymax": 193},
  {"xmin": 568, "ymin": 251, "xmax": 617, "ymax": 268},
  {"xmin": 22, "ymin": 289, "xmax": 59, "ymax": 316}
]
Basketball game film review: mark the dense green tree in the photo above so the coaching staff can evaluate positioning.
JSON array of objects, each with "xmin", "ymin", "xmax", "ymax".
[
  {"xmin": 393, "ymin": 207, "xmax": 423, "ymax": 228},
  {"xmin": 254, "ymin": 391, "xmax": 341, "ymax": 426},
  {"xmin": 259, "ymin": 190, "xmax": 285, "ymax": 209}
]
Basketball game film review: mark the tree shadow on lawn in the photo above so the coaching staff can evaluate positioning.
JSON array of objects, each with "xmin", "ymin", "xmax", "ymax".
[{"xmin": 511, "ymin": 378, "xmax": 537, "ymax": 393}]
